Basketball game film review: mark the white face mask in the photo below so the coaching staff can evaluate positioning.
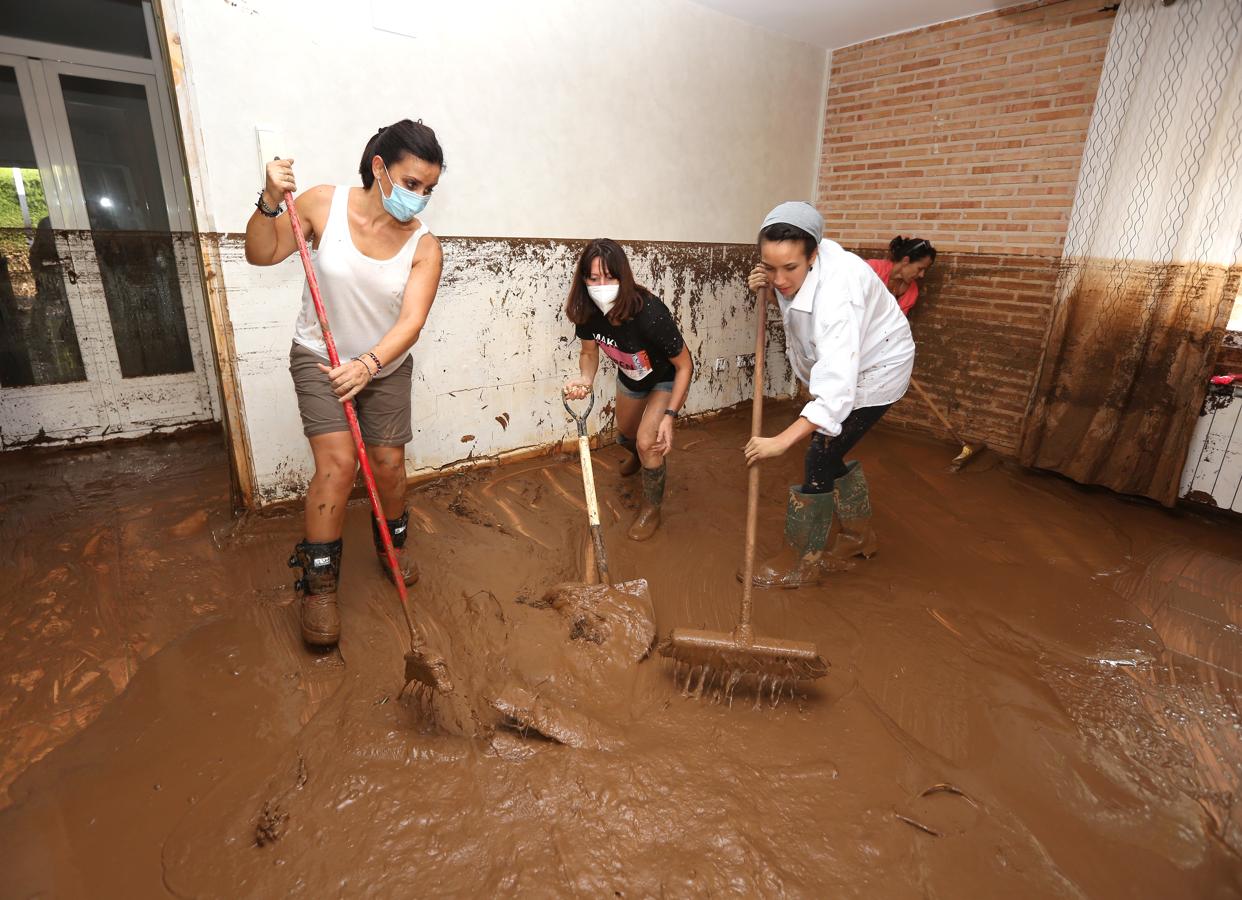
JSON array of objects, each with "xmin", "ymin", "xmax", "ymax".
[{"xmin": 587, "ymin": 283, "xmax": 620, "ymax": 315}]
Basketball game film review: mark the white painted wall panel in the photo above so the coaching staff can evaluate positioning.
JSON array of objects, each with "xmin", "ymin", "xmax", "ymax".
[{"xmin": 175, "ymin": 0, "xmax": 826, "ymax": 244}]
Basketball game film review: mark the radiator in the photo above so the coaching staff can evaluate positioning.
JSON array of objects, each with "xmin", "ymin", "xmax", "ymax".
[{"xmin": 1181, "ymin": 384, "xmax": 1242, "ymax": 513}]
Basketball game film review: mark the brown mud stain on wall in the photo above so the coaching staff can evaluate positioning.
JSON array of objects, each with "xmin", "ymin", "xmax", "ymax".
[
  {"xmin": 1, "ymin": 406, "xmax": 1240, "ymax": 897},
  {"xmin": 1022, "ymin": 261, "xmax": 1241, "ymax": 502}
]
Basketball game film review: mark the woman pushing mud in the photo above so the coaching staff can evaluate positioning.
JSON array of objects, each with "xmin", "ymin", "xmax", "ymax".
[
  {"xmin": 742, "ymin": 202, "xmax": 915, "ymax": 588},
  {"xmin": 244, "ymin": 120, "xmax": 445, "ymax": 647},
  {"xmin": 563, "ymin": 239, "xmax": 693, "ymax": 541}
]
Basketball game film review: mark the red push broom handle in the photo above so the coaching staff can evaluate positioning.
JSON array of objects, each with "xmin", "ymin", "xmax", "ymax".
[{"xmin": 283, "ymin": 191, "xmax": 417, "ymax": 641}]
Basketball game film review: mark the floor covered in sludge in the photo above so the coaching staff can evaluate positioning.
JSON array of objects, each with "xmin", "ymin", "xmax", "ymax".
[{"xmin": 1, "ymin": 403, "xmax": 1239, "ymax": 898}]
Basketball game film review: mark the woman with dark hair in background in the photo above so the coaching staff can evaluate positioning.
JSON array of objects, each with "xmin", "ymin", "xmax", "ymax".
[
  {"xmin": 867, "ymin": 235, "xmax": 937, "ymax": 316},
  {"xmin": 563, "ymin": 239, "xmax": 693, "ymax": 541},
  {"xmin": 244, "ymin": 119, "xmax": 444, "ymax": 649}
]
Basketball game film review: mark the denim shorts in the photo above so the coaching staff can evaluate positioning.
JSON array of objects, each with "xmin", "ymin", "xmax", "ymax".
[{"xmin": 616, "ymin": 375, "xmax": 674, "ymax": 400}]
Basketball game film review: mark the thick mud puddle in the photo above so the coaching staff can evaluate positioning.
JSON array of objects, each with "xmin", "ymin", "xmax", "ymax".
[{"xmin": 1, "ymin": 405, "xmax": 1239, "ymax": 897}]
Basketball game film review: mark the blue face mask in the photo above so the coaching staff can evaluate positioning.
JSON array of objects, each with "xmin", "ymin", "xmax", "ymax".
[{"xmin": 380, "ymin": 163, "xmax": 429, "ymax": 222}]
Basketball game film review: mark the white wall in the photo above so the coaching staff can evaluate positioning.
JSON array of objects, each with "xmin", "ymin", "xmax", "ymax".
[
  {"xmin": 163, "ymin": 0, "xmax": 827, "ymax": 505},
  {"xmin": 176, "ymin": 0, "xmax": 826, "ymax": 242}
]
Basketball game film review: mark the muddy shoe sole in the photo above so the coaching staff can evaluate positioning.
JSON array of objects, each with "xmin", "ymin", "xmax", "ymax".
[{"xmin": 302, "ymin": 627, "xmax": 340, "ymax": 648}]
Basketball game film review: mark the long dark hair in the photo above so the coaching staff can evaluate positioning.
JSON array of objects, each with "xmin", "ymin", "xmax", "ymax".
[
  {"xmin": 565, "ymin": 238, "xmax": 649, "ymax": 326},
  {"xmin": 358, "ymin": 119, "xmax": 445, "ymax": 188},
  {"xmin": 888, "ymin": 235, "xmax": 937, "ymax": 264}
]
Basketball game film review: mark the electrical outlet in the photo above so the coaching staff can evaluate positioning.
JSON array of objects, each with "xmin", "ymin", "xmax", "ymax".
[
  {"xmin": 713, "ymin": 357, "xmax": 728, "ymax": 372},
  {"xmin": 736, "ymin": 354, "xmax": 755, "ymax": 370}
]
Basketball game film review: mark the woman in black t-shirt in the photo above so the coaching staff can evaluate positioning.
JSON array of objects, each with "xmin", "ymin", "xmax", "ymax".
[{"xmin": 563, "ymin": 239, "xmax": 693, "ymax": 541}]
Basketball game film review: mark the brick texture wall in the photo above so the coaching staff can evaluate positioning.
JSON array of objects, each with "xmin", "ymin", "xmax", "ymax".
[{"xmin": 817, "ymin": 0, "xmax": 1115, "ymax": 453}]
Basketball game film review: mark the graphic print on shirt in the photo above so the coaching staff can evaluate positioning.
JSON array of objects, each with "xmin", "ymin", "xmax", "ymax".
[{"xmin": 594, "ymin": 335, "xmax": 654, "ymax": 382}]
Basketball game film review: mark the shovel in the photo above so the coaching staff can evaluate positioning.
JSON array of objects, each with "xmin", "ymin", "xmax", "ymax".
[{"xmin": 540, "ymin": 392, "xmax": 654, "ymax": 664}]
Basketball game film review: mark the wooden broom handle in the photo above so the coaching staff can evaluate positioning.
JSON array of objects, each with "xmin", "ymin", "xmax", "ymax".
[
  {"xmin": 909, "ymin": 377, "xmax": 962, "ymax": 443},
  {"xmin": 738, "ymin": 291, "xmax": 769, "ymax": 638}
]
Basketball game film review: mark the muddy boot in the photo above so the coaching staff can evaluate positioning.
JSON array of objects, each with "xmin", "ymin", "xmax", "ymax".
[
  {"xmin": 749, "ymin": 487, "xmax": 851, "ymax": 588},
  {"xmin": 617, "ymin": 434, "xmax": 641, "ymax": 477},
  {"xmin": 627, "ymin": 462, "xmax": 666, "ymax": 541},
  {"xmin": 289, "ymin": 539, "xmax": 343, "ymax": 647},
  {"xmin": 828, "ymin": 460, "xmax": 878, "ymax": 560},
  {"xmin": 373, "ymin": 509, "xmax": 418, "ymax": 586}
]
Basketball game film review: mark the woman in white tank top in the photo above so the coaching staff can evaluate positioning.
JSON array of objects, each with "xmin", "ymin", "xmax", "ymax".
[{"xmin": 243, "ymin": 120, "xmax": 444, "ymax": 649}]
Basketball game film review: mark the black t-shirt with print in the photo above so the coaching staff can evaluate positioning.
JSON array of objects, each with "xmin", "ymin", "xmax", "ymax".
[{"xmin": 575, "ymin": 293, "xmax": 685, "ymax": 391}]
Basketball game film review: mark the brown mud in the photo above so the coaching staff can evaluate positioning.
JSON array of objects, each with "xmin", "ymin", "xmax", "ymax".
[{"xmin": 1, "ymin": 402, "xmax": 1241, "ymax": 897}]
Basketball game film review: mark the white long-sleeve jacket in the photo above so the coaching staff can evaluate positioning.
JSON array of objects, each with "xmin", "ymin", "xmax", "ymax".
[{"xmin": 776, "ymin": 239, "xmax": 915, "ymax": 436}]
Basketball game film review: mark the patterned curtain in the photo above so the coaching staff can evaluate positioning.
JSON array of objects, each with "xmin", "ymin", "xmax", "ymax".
[{"xmin": 1020, "ymin": 0, "xmax": 1242, "ymax": 506}]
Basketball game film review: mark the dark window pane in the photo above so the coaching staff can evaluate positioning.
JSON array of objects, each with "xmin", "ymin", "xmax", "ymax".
[
  {"xmin": 0, "ymin": 67, "xmax": 86, "ymax": 387},
  {"xmin": 92, "ymin": 231, "xmax": 193, "ymax": 378},
  {"xmin": 60, "ymin": 74, "xmax": 191, "ymax": 378},
  {"xmin": 1, "ymin": 0, "xmax": 150, "ymax": 59}
]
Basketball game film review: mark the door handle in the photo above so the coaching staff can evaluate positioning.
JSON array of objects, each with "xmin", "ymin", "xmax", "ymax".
[{"xmin": 39, "ymin": 258, "xmax": 78, "ymax": 283}]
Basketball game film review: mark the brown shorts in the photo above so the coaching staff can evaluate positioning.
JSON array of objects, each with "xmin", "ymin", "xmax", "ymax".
[{"xmin": 289, "ymin": 342, "xmax": 414, "ymax": 446}]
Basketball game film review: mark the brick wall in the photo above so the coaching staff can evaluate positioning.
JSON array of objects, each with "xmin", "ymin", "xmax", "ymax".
[{"xmin": 818, "ymin": 0, "xmax": 1115, "ymax": 453}]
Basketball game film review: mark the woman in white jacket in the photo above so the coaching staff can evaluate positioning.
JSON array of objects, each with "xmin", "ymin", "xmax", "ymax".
[{"xmin": 743, "ymin": 202, "xmax": 915, "ymax": 588}]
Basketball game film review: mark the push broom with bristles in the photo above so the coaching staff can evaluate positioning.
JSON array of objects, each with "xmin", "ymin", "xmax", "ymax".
[
  {"xmin": 659, "ymin": 286, "xmax": 829, "ymax": 690},
  {"xmin": 908, "ymin": 378, "xmax": 986, "ymax": 472},
  {"xmin": 284, "ymin": 188, "xmax": 452, "ymax": 695}
]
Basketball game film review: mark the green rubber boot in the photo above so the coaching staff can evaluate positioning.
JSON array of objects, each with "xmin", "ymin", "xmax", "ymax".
[
  {"xmin": 750, "ymin": 486, "xmax": 851, "ymax": 588},
  {"xmin": 828, "ymin": 461, "xmax": 878, "ymax": 560},
  {"xmin": 627, "ymin": 462, "xmax": 665, "ymax": 541}
]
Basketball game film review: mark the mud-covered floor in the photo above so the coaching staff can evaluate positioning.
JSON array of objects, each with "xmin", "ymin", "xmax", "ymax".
[{"xmin": 1, "ymin": 403, "xmax": 1240, "ymax": 898}]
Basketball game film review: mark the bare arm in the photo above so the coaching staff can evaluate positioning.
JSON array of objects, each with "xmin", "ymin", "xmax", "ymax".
[
  {"xmin": 666, "ymin": 346, "xmax": 693, "ymax": 413},
  {"xmin": 370, "ymin": 233, "xmax": 443, "ymax": 365},
  {"xmin": 653, "ymin": 346, "xmax": 694, "ymax": 456},
  {"xmin": 244, "ymin": 160, "xmax": 330, "ymax": 266},
  {"xmin": 564, "ymin": 340, "xmax": 599, "ymax": 398}
]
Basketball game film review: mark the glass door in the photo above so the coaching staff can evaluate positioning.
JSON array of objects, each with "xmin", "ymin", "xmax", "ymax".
[
  {"xmin": 0, "ymin": 26, "xmax": 214, "ymax": 447},
  {"xmin": 0, "ymin": 53, "xmax": 106, "ymax": 445},
  {"xmin": 39, "ymin": 59, "xmax": 213, "ymax": 431}
]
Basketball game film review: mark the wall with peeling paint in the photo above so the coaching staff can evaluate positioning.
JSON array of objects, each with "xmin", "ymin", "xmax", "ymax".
[
  {"xmin": 161, "ymin": 0, "xmax": 823, "ymax": 505},
  {"xmin": 224, "ymin": 235, "xmax": 793, "ymax": 504}
]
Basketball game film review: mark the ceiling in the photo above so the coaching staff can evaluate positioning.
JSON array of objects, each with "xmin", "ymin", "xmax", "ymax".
[{"xmin": 688, "ymin": 0, "xmax": 1032, "ymax": 50}]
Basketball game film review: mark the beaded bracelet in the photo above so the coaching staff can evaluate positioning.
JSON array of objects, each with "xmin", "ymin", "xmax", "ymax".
[
  {"xmin": 255, "ymin": 191, "xmax": 284, "ymax": 218},
  {"xmin": 365, "ymin": 351, "xmax": 382, "ymax": 374}
]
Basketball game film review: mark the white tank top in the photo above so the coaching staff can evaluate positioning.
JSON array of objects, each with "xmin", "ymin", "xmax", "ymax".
[{"xmin": 292, "ymin": 186, "xmax": 429, "ymax": 377}]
